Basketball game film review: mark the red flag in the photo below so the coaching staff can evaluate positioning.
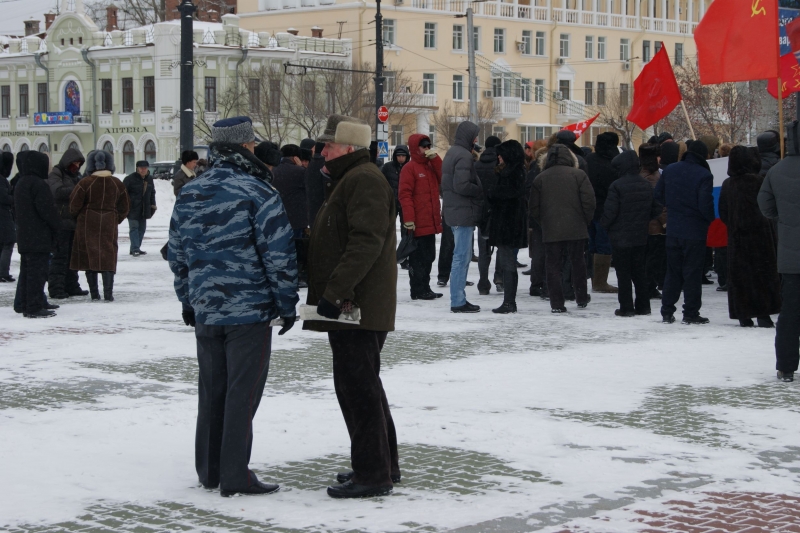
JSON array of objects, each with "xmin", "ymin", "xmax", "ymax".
[
  {"xmin": 561, "ymin": 113, "xmax": 600, "ymax": 139},
  {"xmin": 694, "ymin": 0, "xmax": 779, "ymax": 84},
  {"xmin": 787, "ymin": 16, "xmax": 800, "ymax": 62},
  {"xmin": 767, "ymin": 52, "xmax": 800, "ymax": 98},
  {"xmin": 626, "ymin": 47, "xmax": 682, "ymax": 130}
]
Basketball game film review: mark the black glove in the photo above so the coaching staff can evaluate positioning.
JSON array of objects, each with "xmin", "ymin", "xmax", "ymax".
[
  {"xmin": 182, "ymin": 309, "xmax": 196, "ymax": 327},
  {"xmin": 317, "ymin": 297, "xmax": 341, "ymax": 320},
  {"xmin": 278, "ymin": 315, "xmax": 296, "ymax": 336}
]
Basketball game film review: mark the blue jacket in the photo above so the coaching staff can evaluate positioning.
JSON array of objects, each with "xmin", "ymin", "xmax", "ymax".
[
  {"xmin": 168, "ymin": 142, "xmax": 299, "ymax": 325},
  {"xmin": 654, "ymin": 153, "xmax": 715, "ymax": 241}
]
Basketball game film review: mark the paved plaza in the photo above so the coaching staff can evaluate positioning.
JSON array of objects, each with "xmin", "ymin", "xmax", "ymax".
[{"xmin": 1, "ymin": 182, "xmax": 798, "ymax": 533}]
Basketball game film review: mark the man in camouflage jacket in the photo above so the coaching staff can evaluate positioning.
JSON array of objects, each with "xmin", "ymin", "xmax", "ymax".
[{"xmin": 168, "ymin": 116, "xmax": 299, "ymax": 497}]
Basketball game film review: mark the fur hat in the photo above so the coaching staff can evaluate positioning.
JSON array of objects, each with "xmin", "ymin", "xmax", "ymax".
[
  {"xmin": 86, "ymin": 150, "xmax": 115, "ymax": 174},
  {"xmin": 254, "ymin": 141, "xmax": 281, "ymax": 167},
  {"xmin": 317, "ymin": 114, "xmax": 371, "ymax": 147},
  {"xmin": 280, "ymin": 144, "xmax": 301, "ymax": 159},
  {"xmin": 299, "ymin": 138, "xmax": 316, "ymax": 161},
  {"xmin": 485, "ymin": 136, "xmax": 502, "ymax": 149},
  {"xmin": 212, "ymin": 116, "xmax": 255, "ymax": 144}
]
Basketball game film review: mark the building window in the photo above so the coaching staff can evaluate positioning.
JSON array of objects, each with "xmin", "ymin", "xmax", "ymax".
[
  {"xmin": 68, "ymin": 141, "xmax": 78, "ymax": 151},
  {"xmin": 620, "ymin": 83, "xmax": 629, "ymax": 106},
  {"xmin": 383, "ymin": 71, "xmax": 396, "ymax": 93},
  {"xmin": 38, "ymin": 143, "xmax": 48, "ymax": 152},
  {"xmin": 494, "ymin": 28, "xmax": 505, "ymax": 53},
  {"xmin": 204, "ymin": 77, "xmax": 217, "ymax": 112},
  {"xmin": 559, "ymin": 34, "xmax": 570, "ymax": 57},
  {"xmin": 424, "ymin": 23, "xmax": 436, "ymax": 49},
  {"xmin": 103, "ymin": 141, "xmax": 113, "ymax": 153},
  {"xmin": 585, "ymin": 81, "xmax": 593, "ymax": 105},
  {"xmin": 598, "ymin": 36, "xmax": 606, "ymax": 60},
  {"xmin": 249, "ymin": 78, "xmax": 260, "ymax": 113},
  {"xmin": 642, "ymin": 40, "xmax": 651, "ymax": 62},
  {"xmin": 535, "ymin": 126, "xmax": 552, "ymax": 140},
  {"xmin": 558, "ymin": 79, "xmax": 570, "ymax": 100},
  {"xmin": 453, "ymin": 24, "xmax": 464, "ymax": 50},
  {"xmin": 452, "ymin": 74, "xmax": 463, "ymax": 100},
  {"xmin": 521, "ymin": 30, "xmax": 532, "ymax": 55},
  {"xmin": 473, "ymin": 26, "xmax": 481, "ymax": 51},
  {"xmin": 37, "ymin": 83, "xmax": 47, "ymax": 113},
  {"xmin": 492, "ymin": 77, "xmax": 502, "ymax": 98},
  {"xmin": 325, "ymin": 81, "xmax": 335, "ymax": 115},
  {"xmin": 428, "ymin": 124, "xmax": 436, "ymax": 148},
  {"xmin": 521, "ymin": 78, "xmax": 532, "ymax": 103},
  {"xmin": 535, "ymin": 31, "xmax": 545, "ymax": 56},
  {"xmin": 143, "ymin": 76, "xmax": 155, "ymax": 112},
  {"xmin": 269, "ymin": 79, "xmax": 280, "ymax": 114},
  {"xmin": 390, "ymin": 124, "xmax": 403, "ymax": 146},
  {"xmin": 19, "ymin": 143, "xmax": 28, "ymax": 152},
  {"xmin": 101, "ymin": 79, "xmax": 112, "ymax": 113},
  {"xmin": 655, "ymin": 41, "xmax": 662, "ymax": 54},
  {"xmin": 384, "ymin": 19, "xmax": 395, "ymax": 46},
  {"xmin": 122, "ymin": 77, "xmax": 133, "ymax": 112},
  {"xmin": 675, "ymin": 43, "xmax": 683, "ymax": 66},
  {"xmin": 123, "ymin": 140, "xmax": 135, "ymax": 174},
  {"xmin": 534, "ymin": 79, "xmax": 545, "ymax": 103},
  {"xmin": 1, "ymin": 86, "xmax": 9, "ymax": 118},
  {"xmin": 303, "ymin": 80, "xmax": 315, "ymax": 112},
  {"xmin": 585, "ymin": 36, "xmax": 594, "ymax": 59},
  {"xmin": 597, "ymin": 82, "xmax": 606, "ymax": 105},
  {"xmin": 18, "ymin": 84, "xmax": 28, "ymax": 117},
  {"xmin": 620, "ymin": 38, "xmax": 630, "ymax": 61},
  {"xmin": 422, "ymin": 73, "xmax": 435, "ymax": 95},
  {"xmin": 144, "ymin": 140, "xmax": 156, "ymax": 163},
  {"xmin": 2, "ymin": 144, "xmax": 10, "ymax": 152}
]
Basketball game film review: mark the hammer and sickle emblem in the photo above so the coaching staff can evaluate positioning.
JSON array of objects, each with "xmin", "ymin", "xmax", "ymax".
[{"xmin": 751, "ymin": 0, "xmax": 766, "ymax": 17}]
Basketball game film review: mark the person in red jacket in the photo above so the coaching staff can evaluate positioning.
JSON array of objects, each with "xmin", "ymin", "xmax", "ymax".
[{"xmin": 399, "ymin": 134, "xmax": 443, "ymax": 300}]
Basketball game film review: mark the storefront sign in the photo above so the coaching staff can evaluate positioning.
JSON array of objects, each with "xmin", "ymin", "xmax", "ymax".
[{"xmin": 33, "ymin": 112, "xmax": 74, "ymax": 125}]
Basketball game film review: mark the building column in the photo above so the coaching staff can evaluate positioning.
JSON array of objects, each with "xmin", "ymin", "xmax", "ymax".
[
  {"xmin": 674, "ymin": 0, "xmax": 679, "ymax": 21},
  {"xmin": 699, "ymin": 0, "xmax": 704, "ymax": 19},
  {"xmin": 687, "ymin": 0, "xmax": 693, "ymax": 22}
]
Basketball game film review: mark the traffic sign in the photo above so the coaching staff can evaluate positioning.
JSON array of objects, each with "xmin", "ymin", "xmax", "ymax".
[
  {"xmin": 378, "ymin": 106, "xmax": 389, "ymax": 123},
  {"xmin": 377, "ymin": 141, "xmax": 389, "ymax": 158}
]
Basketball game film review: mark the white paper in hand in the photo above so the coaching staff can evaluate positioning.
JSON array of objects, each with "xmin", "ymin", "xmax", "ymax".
[{"xmin": 298, "ymin": 304, "xmax": 361, "ymax": 324}]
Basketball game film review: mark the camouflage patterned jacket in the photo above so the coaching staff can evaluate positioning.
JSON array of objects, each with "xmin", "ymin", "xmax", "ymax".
[{"xmin": 168, "ymin": 142, "xmax": 299, "ymax": 325}]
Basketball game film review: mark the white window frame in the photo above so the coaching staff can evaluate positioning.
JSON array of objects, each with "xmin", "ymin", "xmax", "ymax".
[
  {"xmin": 521, "ymin": 30, "xmax": 532, "ymax": 55},
  {"xmin": 559, "ymin": 33, "xmax": 570, "ymax": 58},
  {"xmin": 422, "ymin": 73, "xmax": 436, "ymax": 95},
  {"xmin": 453, "ymin": 24, "xmax": 464, "ymax": 51},
  {"xmin": 534, "ymin": 79, "xmax": 545, "ymax": 104},
  {"xmin": 674, "ymin": 43, "xmax": 683, "ymax": 66},
  {"xmin": 453, "ymin": 74, "xmax": 464, "ymax": 100},
  {"xmin": 597, "ymin": 36, "xmax": 606, "ymax": 60},
  {"xmin": 424, "ymin": 22, "xmax": 437, "ymax": 49},
  {"xmin": 620, "ymin": 38, "xmax": 630, "ymax": 61},
  {"xmin": 535, "ymin": 31, "xmax": 545, "ymax": 56},
  {"xmin": 390, "ymin": 124, "xmax": 404, "ymax": 146},
  {"xmin": 521, "ymin": 78, "xmax": 532, "ymax": 103},
  {"xmin": 494, "ymin": 28, "xmax": 505, "ymax": 53},
  {"xmin": 384, "ymin": 19, "xmax": 396, "ymax": 46},
  {"xmin": 473, "ymin": 26, "xmax": 481, "ymax": 52},
  {"xmin": 585, "ymin": 35, "xmax": 593, "ymax": 59}
]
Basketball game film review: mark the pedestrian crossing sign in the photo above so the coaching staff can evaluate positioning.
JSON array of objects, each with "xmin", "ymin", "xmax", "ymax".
[{"xmin": 378, "ymin": 141, "xmax": 389, "ymax": 159}]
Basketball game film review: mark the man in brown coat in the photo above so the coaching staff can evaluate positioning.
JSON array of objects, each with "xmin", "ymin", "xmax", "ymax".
[
  {"xmin": 530, "ymin": 144, "xmax": 596, "ymax": 313},
  {"xmin": 304, "ymin": 114, "xmax": 399, "ymax": 499}
]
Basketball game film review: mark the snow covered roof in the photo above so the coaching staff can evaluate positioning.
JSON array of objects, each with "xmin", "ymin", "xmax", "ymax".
[{"xmin": 0, "ymin": 0, "xmax": 58, "ymax": 36}]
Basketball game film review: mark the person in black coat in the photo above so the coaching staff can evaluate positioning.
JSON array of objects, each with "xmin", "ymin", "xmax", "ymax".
[
  {"xmin": 0, "ymin": 152, "xmax": 15, "ymax": 282},
  {"xmin": 272, "ymin": 144, "xmax": 309, "ymax": 235},
  {"xmin": 13, "ymin": 151, "xmax": 61, "ymax": 318},
  {"xmin": 719, "ymin": 146, "xmax": 781, "ymax": 328},
  {"xmin": 305, "ymin": 141, "xmax": 328, "ymax": 229},
  {"xmin": 381, "ymin": 144, "xmax": 407, "ymax": 216},
  {"xmin": 475, "ymin": 135, "xmax": 502, "ymax": 294},
  {"xmin": 488, "ymin": 140, "xmax": 528, "ymax": 314},
  {"xmin": 586, "ymin": 131, "xmax": 620, "ymax": 293},
  {"xmin": 757, "ymin": 131, "xmax": 781, "ymax": 177},
  {"xmin": 122, "ymin": 161, "xmax": 156, "ymax": 256},
  {"xmin": 601, "ymin": 150, "xmax": 663, "ymax": 316}
]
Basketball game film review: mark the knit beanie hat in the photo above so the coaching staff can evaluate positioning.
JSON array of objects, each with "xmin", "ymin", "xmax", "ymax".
[
  {"xmin": 485, "ymin": 136, "xmax": 502, "ymax": 148},
  {"xmin": 686, "ymin": 139, "xmax": 709, "ymax": 160},
  {"xmin": 299, "ymin": 138, "xmax": 316, "ymax": 161},
  {"xmin": 212, "ymin": 116, "xmax": 255, "ymax": 144}
]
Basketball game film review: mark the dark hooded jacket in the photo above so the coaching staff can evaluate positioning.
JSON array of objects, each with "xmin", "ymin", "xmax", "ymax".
[
  {"xmin": 759, "ymin": 121, "xmax": 800, "ymax": 274},
  {"xmin": 272, "ymin": 156, "xmax": 308, "ymax": 230},
  {"xmin": 14, "ymin": 151, "xmax": 60, "ymax": 254},
  {"xmin": 659, "ymin": 141, "xmax": 680, "ymax": 170},
  {"xmin": 529, "ymin": 144, "xmax": 596, "ymax": 243},
  {"xmin": 381, "ymin": 144, "xmax": 407, "ymax": 215},
  {"xmin": 600, "ymin": 151, "xmax": 663, "ymax": 248},
  {"xmin": 654, "ymin": 151, "xmax": 715, "ymax": 241},
  {"xmin": 305, "ymin": 147, "xmax": 328, "ymax": 229},
  {"xmin": 46, "ymin": 148, "xmax": 85, "ymax": 231},
  {"xmin": 585, "ymin": 132, "xmax": 620, "ymax": 220},
  {"xmin": 487, "ymin": 140, "xmax": 527, "ymax": 248},
  {"xmin": 475, "ymin": 145, "xmax": 499, "ymax": 199},
  {"xmin": 0, "ymin": 152, "xmax": 14, "ymax": 244},
  {"xmin": 442, "ymin": 121, "xmax": 483, "ymax": 227},
  {"xmin": 398, "ymin": 134, "xmax": 442, "ymax": 237},
  {"xmin": 555, "ymin": 130, "xmax": 589, "ymax": 174},
  {"xmin": 719, "ymin": 146, "xmax": 781, "ymax": 319},
  {"xmin": 123, "ymin": 169, "xmax": 157, "ymax": 220},
  {"xmin": 757, "ymin": 131, "xmax": 781, "ymax": 177}
]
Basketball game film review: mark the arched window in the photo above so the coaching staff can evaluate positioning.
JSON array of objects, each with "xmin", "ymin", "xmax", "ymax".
[
  {"xmin": 68, "ymin": 141, "xmax": 78, "ymax": 151},
  {"xmin": 103, "ymin": 141, "xmax": 113, "ymax": 153},
  {"xmin": 2, "ymin": 144, "xmax": 11, "ymax": 152},
  {"xmin": 38, "ymin": 144, "xmax": 48, "ymax": 153},
  {"xmin": 123, "ymin": 141, "xmax": 135, "ymax": 174},
  {"xmin": 144, "ymin": 140, "xmax": 156, "ymax": 163},
  {"xmin": 19, "ymin": 143, "xmax": 29, "ymax": 152}
]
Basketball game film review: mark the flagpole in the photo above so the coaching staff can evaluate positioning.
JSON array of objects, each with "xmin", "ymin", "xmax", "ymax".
[
  {"xmin": 778, "ymin": 76, "xmax": 785, "ymax": 159},
  {"xmin": 680, "ymin": 101, "xmax": 696, "ymax": 140}
]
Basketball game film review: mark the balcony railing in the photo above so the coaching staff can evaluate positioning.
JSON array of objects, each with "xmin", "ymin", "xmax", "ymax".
[
  {"xmin": 492, "ymin": 96, "xmax": 522, "ymax": 118},
  {"xmin": 557, "ymin": 99, "xmax": 585, "ymax": 119}
]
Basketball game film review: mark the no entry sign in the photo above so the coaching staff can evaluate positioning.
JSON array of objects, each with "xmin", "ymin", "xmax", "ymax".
[{"xmin": 378, "ymin": 106, "xmax": 389, "ymax": 123}]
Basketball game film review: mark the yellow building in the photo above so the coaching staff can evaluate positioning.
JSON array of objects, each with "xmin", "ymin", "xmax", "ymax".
[{"xmin": 237, "ymin": 0, "xmax": 712, "ymax": 148}]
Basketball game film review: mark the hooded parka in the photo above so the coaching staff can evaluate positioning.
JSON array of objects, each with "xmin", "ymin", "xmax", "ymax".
[
  {"xmin": 381, "ymin": 144, "xmax": 407, "ymax": 214},
  {"xmin": 441, "ymin": 121, "xmax": 483, "ymax": 227},
  {"xmin": 398, "ymin": 134, "xmax": 443, "ymax": 237},
  {"xmin": 46, "ymin": 148, "xmax": 85, "ymax": 231},
  {"xmin": 13, "ymin": 151, "xmax": 60, "ymax": 254}
]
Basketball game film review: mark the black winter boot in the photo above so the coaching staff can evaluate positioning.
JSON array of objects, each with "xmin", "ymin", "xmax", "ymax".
[
  {"xmin": 48, "ymin": 274, "xmax": 69, "ymax": 299},
  {"xmin": 86, "ymin": 271, "xmax": 101, "ymax": 300},
  {"xmin": 101, "ymin": 271, "xmax": 115, "ymax": 302}
]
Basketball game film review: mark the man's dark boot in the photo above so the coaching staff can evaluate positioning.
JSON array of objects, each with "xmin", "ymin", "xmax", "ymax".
[
  {"xmin": 86, "ymin": 271, "xmax": 101, "ymax": 301},
  {"xmin": 101, "ymin": 271, "xmax": 114, "ymax": 302},
  {"xmin": 48, "ymin": 274, "xmax": 69, "ymax": 299},
  {"xmin": 337, "ymin": 471, "xmax": 401, "ymax": 484},
  {"xmin": 327, "ymin": 480, "xmax": 393, "ymax": 499}
]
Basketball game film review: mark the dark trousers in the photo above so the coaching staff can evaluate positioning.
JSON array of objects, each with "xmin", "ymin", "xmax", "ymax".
[
  {"xmin": 17, "ymin": 252, "xmax": 49, "ymax": 314},
  {"xmin": 646, "ymin": 234, "xmax": 666, "ymax": 291},
  {"xmin": 613, "ymin": 245, "xmax": 649, "ymax": 313},
  {"xmin": 528, "ymin": 222, "xmax": 546, "ymax": 289},
  {"xmin": 329, "ymin": 329, "xmax": 399, "ymax": 487},
  {"xmin": 408, "ymin": 234, "xmax": 436, "ymax": 297},
  {"xmin": 477, "ymin": 230, "xmax": 500, "ymax": 292},
  {"xmin": 661, "ymin": 237, "xmax": 706, "ymax": 319},
  {"xmin": 545, "ymin": 239, "xmax": 588, "ymax": 309},
  {"xmin": 496, "ymin": 245, "xmax": 518, "ymax": 304},
  {"xmin": 776, "ymin": 274, "xmax": 800, "ymax": 373},
  {"xmin": 48, "ymin": 229, "xmax": 80, "ymax": 295},
  {"xmin": 0, "ymin": 242, "xmax": 13, "ymax": 277},
  {"xmin": 437, "ymin": 220, "xmax": 454, "ymax": 283},
  {"xmin": 714, "ymin": 247, "xmax": 727, "ymax": 287},
  {"xmin": 194, "ymin": 321, "xmax": 273, "ymax": 491}
]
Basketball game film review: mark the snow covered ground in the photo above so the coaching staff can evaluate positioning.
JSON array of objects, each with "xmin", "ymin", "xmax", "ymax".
[{"xmin": 1, "ymin": 180, "xmax": 798, "ymax": 533}]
